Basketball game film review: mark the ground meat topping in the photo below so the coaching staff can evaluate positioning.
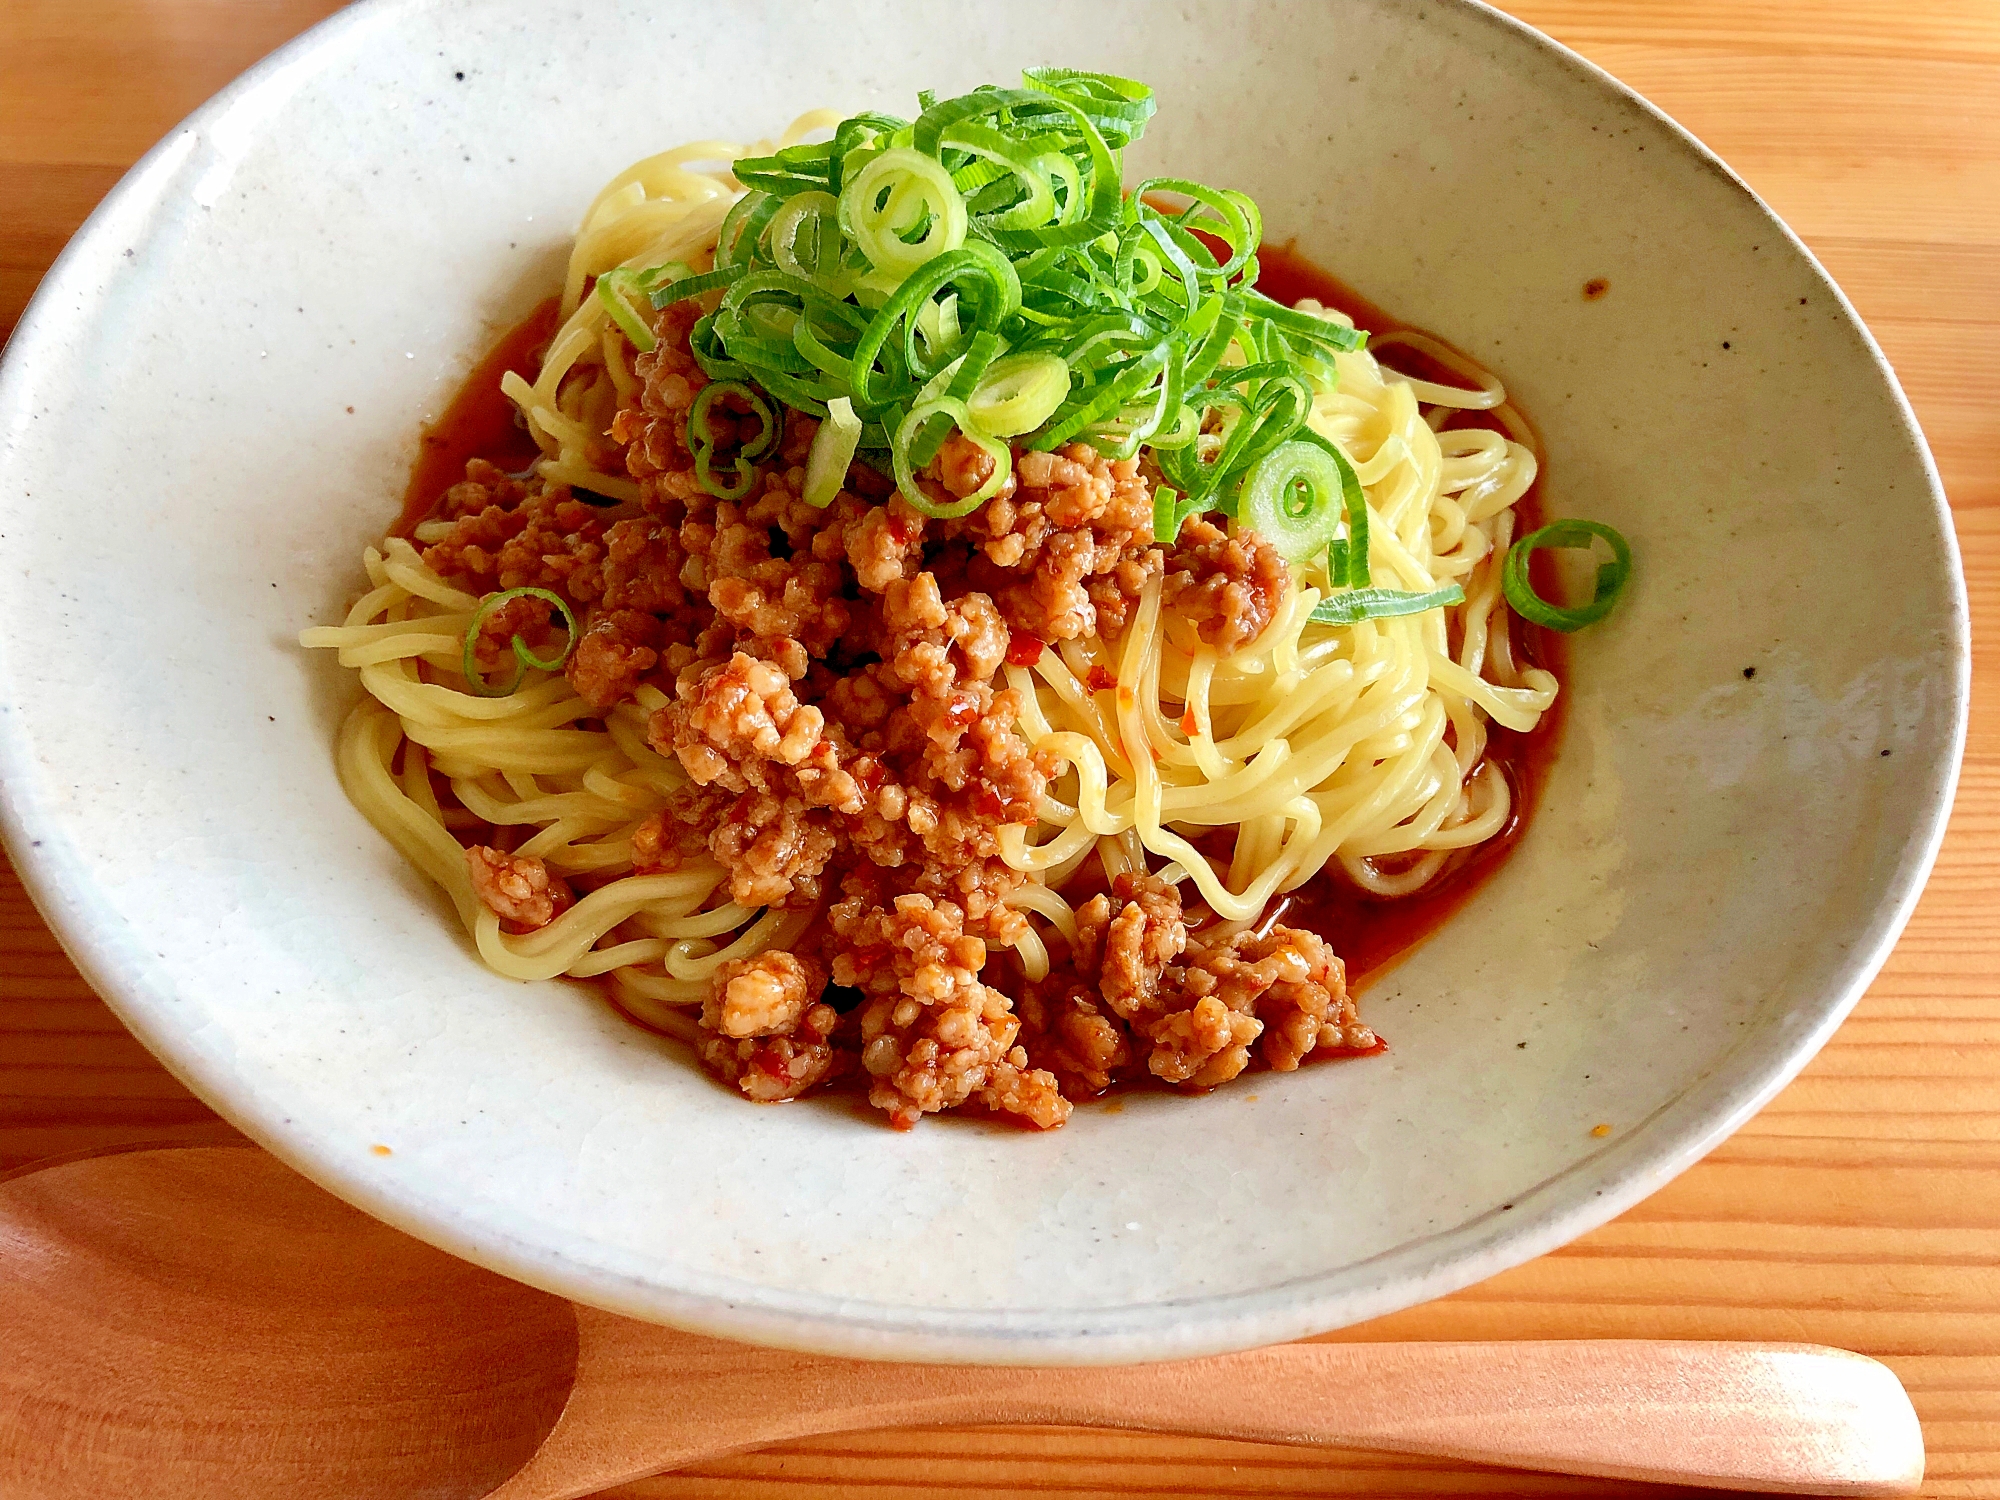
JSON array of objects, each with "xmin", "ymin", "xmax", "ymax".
[
  {"xmin": 828, "ymin": 882, "xmax": 1069, "ymax": 1130},
  {"xmin": 946, "ymin": 443, "xmax": 1161, "ymax": 642},
  {"xmin": 567, "ymin": 608, "xmax": 661, "ymax": 710},
  {"xmin": 437, "ymin": 457, "xmax": 535, "ymax": 520},
  {"xmin": 465, "ymin": 846, "xmax": 573, "ymax": 931},
  {"xmin": 662, "ymin": 652, "xmax": 830, "ymax": 790},
  {"xmin": 704, "ymin": 950, "xmax": 825, "ymax": 1039},
  {"xmin": 697, "ymin": 1000, "xmax": 841, "ymax": 1103},
  {"xmin": 1021, "ymin": 873, "xmax": 1364, "ymax": 1095},
  {"xmin": 422, "ymin": 469, "xmax": 615, "ymax": 603},
  {"xmin": 411, "ymin": 311, "xmax": 1374, "ymax": 1127},
  {"xmin": 1161, "ymin": 516, "xmax": 1289, "ymax": 653}
]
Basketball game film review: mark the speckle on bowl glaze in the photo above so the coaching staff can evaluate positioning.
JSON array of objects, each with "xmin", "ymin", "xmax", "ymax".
[{"xmin": 0, "ymin": 0, "xmax": 1967, "ymax": 1363}]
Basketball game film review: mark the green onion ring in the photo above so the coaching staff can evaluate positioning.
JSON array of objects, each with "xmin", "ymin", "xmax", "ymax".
[
  {"xmin": 849, "ymin": 242, "xmax": 1020, "ymax": 408},
  {"xmin": 803, "ymin": 396, "xmax": 863, "ymax": 509},
  {"xmin": 462, "ymin": 587, "xmax": 579, "ymax": 698},
  {"xmin": 714, "ymin": 191, "xmax": 779, "ymax": 271},
  {"xmin": 909, "ymin": 329, "xmax": 1002, "ymax": 468},
  {"xmin": 893, "ymin": 396, "xmax": 1010, "ymax": 518},
  {"xmin": 941, "ymin": 123, "xmax": 1057, "ymax": 231},
  {"xmin": 688, "ymin": 380, "xmax": 779, "ymax": 461},
  {"xmin": 967, "ymin": 350, "xmax": 1071, "ymax": 437},
  {"xmin": 1035, "ymin": 342, "xmax": 1169, "ymax": 451},
  {"xmin": 647, "ymin": 263, "xmax": 745, "ymax": 310},
  {"xmin": 595, "ymin": 270, "xmax": 657, "ymax": 352},
  {"xmin": 840, "ymin": 147, "xmax": 969, "ymax": 283},
  {"xmin": 1237, "ymin": 440, "xmax": 1347, "ymax": 562},
  {"xmin": 1290, "ymin": 428, "xmax": 1370, "ymax": 587},
  {"xmin": 695, "ymin": 447, "xmax": 758, "ymax": 500},
  {"xmin": 1502, "ymin": 519, "xmax": 1633, "ymax": 631}
]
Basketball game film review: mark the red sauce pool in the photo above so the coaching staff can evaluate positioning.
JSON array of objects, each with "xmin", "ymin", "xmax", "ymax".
[
  {"xmin": 393, "ymin": 295, "xmax": 559, "ymax": 537},
  {"xmin": 1247, "ymin": 243, "xmax": 1568, "ymax": 992},
  {"xmin": 403, "ymin": 255, "xmax": 1566, "ymax": 1008}
]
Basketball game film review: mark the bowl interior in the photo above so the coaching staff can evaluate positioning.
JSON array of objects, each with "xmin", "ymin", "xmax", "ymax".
[{"xmin": 0, "ymin": 0, "xmax": 1965, "ymax": 1361}]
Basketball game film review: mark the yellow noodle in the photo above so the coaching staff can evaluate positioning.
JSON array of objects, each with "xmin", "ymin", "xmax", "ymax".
[
  {"xmin": 663, "ymin": 905, "xmax": 819, "ymax": 982},
  {"xmin": 997, "ymin": 300, "xmax": 1553, "ymax": 932},
  {"xmin": 302, "ymin": 120, "xmax": 1560, "ymax": 1042},
  {"xmin": 1010, "ymin": 926, "xmax": 1051, "ymax": 983}
]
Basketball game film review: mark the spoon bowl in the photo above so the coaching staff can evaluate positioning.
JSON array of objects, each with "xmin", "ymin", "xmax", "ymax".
[
  {"xmin": 0, "ymin": 1147, "xmax": 1926, "ymax": 1499},
  {"xmin": 0, "ymin": 1146, "xmax": 575, "ymax": 1500}
]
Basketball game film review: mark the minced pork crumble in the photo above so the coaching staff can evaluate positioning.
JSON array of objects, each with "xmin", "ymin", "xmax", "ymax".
[{"xmin": 424, "ymin": 302, "xmax": 1373, "ymax": 1129}]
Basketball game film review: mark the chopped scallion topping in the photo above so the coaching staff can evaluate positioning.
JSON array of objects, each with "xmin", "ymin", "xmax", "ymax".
[
  {"xmin": 967, "ymin": 351, "xmax": 1072, "ymax": 437},
  {"xmin": 1501, "ymin": 519, "xmax": 1632, "ymax": 631},
  {"xmin": 592, "ymin": 72, "xmax": 1631, "ymax": 629},
  {"xmin": 595, "ymin": 269, "xmax": 658, "ymax": 352},
  {"xmin": 840, "ymin": 147, "xmax": 969, "ymax": 282},
  {"xmin": 1237, "ymin": 440, "xmax": 1347, "ymax": 563},
  {"xmin": 600, "ymin": 71, "xmax": 1366, "ymax": 537},
  {"xmin": 803, "ymin": 396, "xmax": 862, "ymax": 508},
  {"xmin": 686, "ymin": 380, "xmax": 781, "ymax": 500},
  {"xmin": 462, "ymin": 587, "xmax": 578, "ymax": 698},
  {"xmin": 1308, "ymin": 584, "xmax": 1465, "ymax": 626},
  {"xmin": 893, "ymin": 397, "xmax": 1010, "ymax": 517}
]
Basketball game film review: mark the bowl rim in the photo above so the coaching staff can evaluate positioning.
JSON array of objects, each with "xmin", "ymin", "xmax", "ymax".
[{"xmin": 0, "ymin": 0, "xmax": 1970, "ymax": 1363}]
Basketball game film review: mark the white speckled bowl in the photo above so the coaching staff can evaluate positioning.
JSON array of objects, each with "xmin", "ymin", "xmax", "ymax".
[{"xmin": 0, "ymin": 0, "xmax": 1966, "ymax": 1363}]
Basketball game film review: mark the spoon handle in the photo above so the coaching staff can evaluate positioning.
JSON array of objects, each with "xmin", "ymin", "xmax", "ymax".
[{"xmin": 491, "ymin": 1312, "xmax": 1922, "ymax": 1499}]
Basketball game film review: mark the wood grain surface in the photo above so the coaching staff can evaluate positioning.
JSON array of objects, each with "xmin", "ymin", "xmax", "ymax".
[{"xmin": 2, "ymin": 2, "xmax": 1996, "ymax": 1496}]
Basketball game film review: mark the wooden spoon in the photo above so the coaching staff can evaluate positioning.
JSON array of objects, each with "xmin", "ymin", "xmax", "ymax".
[{"xmin": 0, "ymin": 1145, "xmax": 1922, "ymax": 1499}]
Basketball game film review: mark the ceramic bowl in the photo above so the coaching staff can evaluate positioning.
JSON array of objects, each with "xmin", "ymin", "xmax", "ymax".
[{"xmin": 0, "ymin": 0, "xmax": 1966, "ymax": 1363}]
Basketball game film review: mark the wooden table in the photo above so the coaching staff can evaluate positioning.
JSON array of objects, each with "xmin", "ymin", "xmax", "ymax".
[{"xmin": 4, "ymin": 3, "xmax": 1996, "ymax": 1494}]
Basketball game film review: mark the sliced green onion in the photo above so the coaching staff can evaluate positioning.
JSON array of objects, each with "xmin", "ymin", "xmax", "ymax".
[
  {"xmin": 1237, "ymin": 440, "xmax": 1345, "ymax": 561},
  {"xmin": 595, "ymin": 270, "xmax": 657, "ymax": 352},
  {"xmin": 848, "ymin": 241, "xmax": 1020, "ymax": 409},
  {"xmin": 1135, "ymin": 178, "xmax": 1257, "ymax": 279},
  {"xmin": 909, "ymin": 329, "xmax": 1001, "ymax": 468},
  {"xmin": 966, "ymin": 351, "xmax": 1071, "ymax": 437},
  {"xmin": 1034, "ymin": 342, "xmax": 1169, "ymax": 452},
  {"xmin": 1021, "ymin": 67, "xmax": 1157, "ymax": 140},
  {"xmin": 1164, "ymin": 368, "xmax": 1311, "ymax": 520},
  {"xmin": 1033, "ymin": 151, "xmax": 1084, "ymax": 225},
  {"xmin": 893, "ymin": 396, "xmax": 1010, "ymax": 518},
  {"xmin": 913, "ymin": 292, "xmax": 962, "ymax": 362},
  {"xmin": 840, "ymin": 147, "xmax": 968, "ymax": 283},
  {"xmin": 462, "ymin": 587, "xmax": 578, "ymax": 698},
  {"xmin": 1502, "ymin": 519, "xmax": 1632, "ymax": 631},
  {"xmin": 1148, "ymin": 401, "xmax": 1200, "ymax": 451},
  {"xmin": 714, "ymin": 191, "xmax": 779, "ymax": 271},
  {"xmin": 688, "ymin": 380, "xmax": 779, "ymax": 461},
  {"xmin": 732, "ymin": 140, "xmax": 837, "ymax": 196},
  {"xmin": 1308, "ymin": 584, "xmax": 1465, "ymax": 626},
  {"xmin": 942, "ymin": 123, "xmax": 1058, "ymax": 232},
  {"xmin": 648, "ymin": 262, "xmax": 745, "ymax": 309},
  {"xmin": 752, "ymin": 366, "xmax": 836, "ymax": 419},
  {"xmin": 803, "ymin": 397, "xmax": 863, "ymax": 509},
  {"xmin": 1242, "ymin": 289, "xmax": 1367, "ymax": 354},
  {"xmin": 1295, "ymin": 428, "xmax": 1369, "ymax": 587},
  {"xmin": 695, "ymin": 448, "xmax": 757, "ymax": 500},
  {"xmin": 681, "ymin": 72, "xmax": 1474, "ymax": 540},
  {"xmin": 685, "ymin": 380, "xmax": 780, "ymax": 500},
  {"xmin": 768, "ymin": 190, "xmax": 860, "ymax": 295}
]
